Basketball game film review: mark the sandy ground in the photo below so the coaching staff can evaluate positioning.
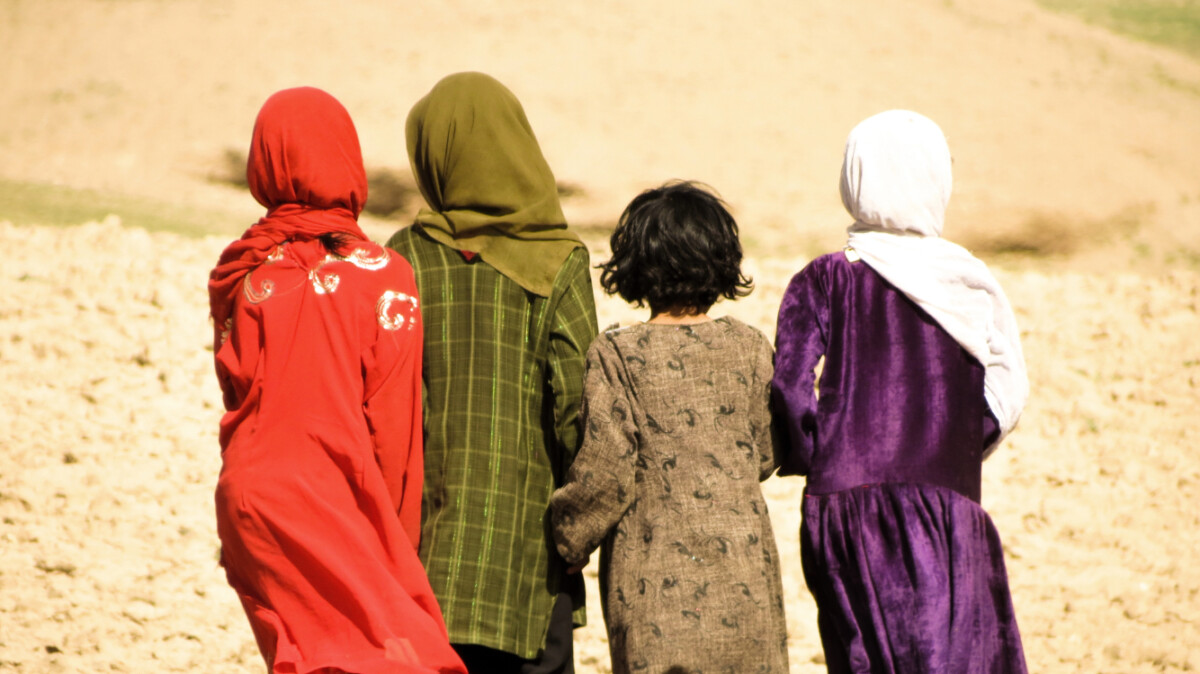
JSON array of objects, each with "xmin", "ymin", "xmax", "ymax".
[
  {"xmin": 1, "ymin": 0, "xmax": 1199, "ymax": 672},
  {"xmin": 3, "ymin": 0, "xmax": 1200, "ymax": 263},
  {"xmin": 1, "ymin": 220, "xmax": 1197, "ymax": 673}
]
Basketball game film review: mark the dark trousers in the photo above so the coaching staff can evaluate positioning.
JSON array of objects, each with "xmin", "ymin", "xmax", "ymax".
[{"xmin": 452, "ymin": 593, "xmax": 575, "ymax": 674}]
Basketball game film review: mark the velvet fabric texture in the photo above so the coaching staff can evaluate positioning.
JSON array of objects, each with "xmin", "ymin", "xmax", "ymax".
[
  {"xmin": 405, "ymin": 72, "xmax": 582, "ymax": 297},
  {"xmin": 772, "ymin": 254, "xmax": 997, "ymax": 496},
  {"xmin": 210, "ymin": 87, "xmax": 465, "ymax": 674},
  {"xmin": 773, "ymin": 253, "xmax": 1027, "ymax": 673},
  {"xmin": 839, "ymin": 110, "xmax": 1028, "ymax": 453},
  {"xmin": 801, "ymin": 483, "xmax": 1026, "ymax": 674}
]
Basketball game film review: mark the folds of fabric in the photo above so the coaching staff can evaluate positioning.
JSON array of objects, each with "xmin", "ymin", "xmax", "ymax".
[
  {"xmin": 404, "ymin": 72, "xmax": 582, "ymax": 297},
  {"xmin": 246, "ymin": 86, "xmax": 368, "ymax": 217},
  {"xmin": 209, "ymin": 86, "xmax": 370, "ymax": 343},
  {"xmin": 772, "ymin": 252, "xmax": 1026, "ymax": 673},
  {"xmin": 214, "ymin": 238, "xmax": 465, "ymax": 674},
  {"xmin": 550, "ymin": 319, "xmax": 789, "ymax": 674},
  {"xmin": 801, "ymin": 483, "xmax": 1027, "ymax": 674},
  {"xmin": 838, "ymin": 109, "xmax": 1028, "ymax": 454},
  {"xmin": 387, "ymin": 226, "xmax": 597, "ymax": 659},
  {"xmin": 771, "ymin": 253, "xmax": 997, "ymax": 493},
  {"xmin": 844, "ymin": 229, "xmax": 1027, "ymax": 453},
  {"xmin": 211, "ymin": 87, "xmax": 464, "ymax": 674}
]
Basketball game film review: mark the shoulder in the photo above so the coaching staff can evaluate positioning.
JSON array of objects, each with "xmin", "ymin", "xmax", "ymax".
[
  {"xmin": 565, "ymin": 245, "xmax": 591, "ymax": 266},
  {"xmin": 340, "ymin": 241, "xmax": 412, "ymax": 273},
  {"xmin": 593, "ymin": 323, "xmax": 633, "ymax": 350},
  {"xmin": 784, "ymin": 250, "xmax": 864, "ymax": 295},
  {"xmin": 584, "ymin": 328, "xmax": 626, "ymax": 370},
  {"xmin": 714, "ymin": 317, "xmax": 773, "ymax": 356},
  {"xmin": 384, "ymin": 225, "xmax": 443, "ymax": 259},
  {"xmin": 552, "ymin": 245, "xmax": 592, "ymax": 285},
  {"xmin": 792, "ymin": 251, "xmax": 843, "ymax": 279},
  {"xmin": 589, "ymin": 322, "xmax": 649, "ymax": 358},
  {"xmin": 384, "ymin": 225, "xmax": 419, "ymax": 249},
  {"xmin": 322, "ymin": 242, "xmax": 417, "ymax": 299},
  {"xmin": 385, "ymin": 227, "xmax": 472, "ymax": 285},
  {"xmin": 714, "ymin": 316, "xmax": 768, "ymax": 343}
]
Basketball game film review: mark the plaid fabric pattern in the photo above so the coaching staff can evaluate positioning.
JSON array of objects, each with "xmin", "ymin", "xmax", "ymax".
[{"xmin": 387, "ymin": 226, "xmax": 597, "ymax": 659}]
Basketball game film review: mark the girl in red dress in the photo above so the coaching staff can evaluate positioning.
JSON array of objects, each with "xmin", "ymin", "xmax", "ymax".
[{"xmin": 208, "ymin": 87, "xmax": 466, "ymax": 674}]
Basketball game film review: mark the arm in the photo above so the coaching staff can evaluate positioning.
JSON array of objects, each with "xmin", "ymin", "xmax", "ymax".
[
  {"xmin": 363, "ymin": 256, "xmax": 425, "ymax": 550},
  {"xmin": 549, "ymin": 338, "xmax": 638, "ymax": 566},
  {"xmin": 749, "ymin": 333, "xmax": 782, "ymax": 481},
  {"xmin": 770, "ymin": 265, "xmax": 828, "ymax": 476},
  {"xmin": 546, "ymin": 248, "xmax": 599, "ymax": 483},
  {"xmin": 982, "ymin": 407, "xmax": 1001, "ymax": 459}
]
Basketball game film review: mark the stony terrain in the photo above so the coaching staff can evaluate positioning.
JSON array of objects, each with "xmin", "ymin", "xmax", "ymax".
[{"xmin": 1, "ymin": 0, "xmax": 1198, "ymax": 671}]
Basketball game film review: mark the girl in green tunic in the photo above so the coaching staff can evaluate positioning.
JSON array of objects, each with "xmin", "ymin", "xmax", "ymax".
[{"xmin": 387, "ymin": 72, "xmax": 597, "ymax": 673}]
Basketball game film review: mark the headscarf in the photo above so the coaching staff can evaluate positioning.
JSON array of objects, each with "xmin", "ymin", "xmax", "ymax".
[
  {"xmin": 840, "ymin": 110, "xmax": 1029, "ymax": 456},
  {"xmin": 208, "ymin": 87, "xmax": 370, "ymax": 339},
  {"xmin": 405, "ymin": 72, "xmax": 582, "ymax": 297}
]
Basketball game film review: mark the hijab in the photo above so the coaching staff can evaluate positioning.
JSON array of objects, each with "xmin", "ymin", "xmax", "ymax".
[
  {"xmin": 208, "ymin": 87, "xmax": 370, "ymax": 339},
  {"xmin": 840, "ymin": 110, "xmax": 1029, "ymax": 456},
  {"xmin": 405, "ymin": 72, "xmax": 582, "ymax": 297}
]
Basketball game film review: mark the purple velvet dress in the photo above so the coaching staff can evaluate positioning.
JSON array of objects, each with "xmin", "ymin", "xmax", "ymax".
[{"xmin": 772, "ymin": 252, "xmax": 1027, "ymax": 674}]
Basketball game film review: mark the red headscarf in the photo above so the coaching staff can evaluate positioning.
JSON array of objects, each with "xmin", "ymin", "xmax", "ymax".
[{"xmin": 208, "ymin": 87, "xmax": 370, "ymax": 340}]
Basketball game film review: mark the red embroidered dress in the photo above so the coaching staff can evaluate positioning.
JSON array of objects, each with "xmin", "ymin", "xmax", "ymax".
[{"xmin": 208, "ymin": 87, "xmax": 465, "ymax": 674}]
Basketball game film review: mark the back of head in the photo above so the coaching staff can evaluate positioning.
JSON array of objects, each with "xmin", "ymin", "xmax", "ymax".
[
  {"xmin": 247, "ymin": 87, "xmax": 367, "ymax": 216},
  {"xmin": 404, "ymin": 71, "xmax": 563, "ymax": 233},
  {"xmin": 601, "ymin": 181, "xmax": 752, "ymax": 312},
  {"xmin": 839, "ymin": 110, "xmax": 952, "ymax": 238},
  {"xmin": 837, "ymin": 112, "xmax": 1030, "ymax": 448},
  {"xmin": 400, "ymin": 72, "xmax": 580, "ymax": 297}
]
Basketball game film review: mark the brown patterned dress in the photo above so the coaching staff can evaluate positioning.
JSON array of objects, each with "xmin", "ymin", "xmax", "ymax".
[{"xmin": 550, "ymin": 317, "xmax": 788, "ymax": 674}]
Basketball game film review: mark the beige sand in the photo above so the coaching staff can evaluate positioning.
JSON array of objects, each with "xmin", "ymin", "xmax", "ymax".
[{"xmin": 1, "ymin": 0, "xmax": 1197, "ymax": 671}]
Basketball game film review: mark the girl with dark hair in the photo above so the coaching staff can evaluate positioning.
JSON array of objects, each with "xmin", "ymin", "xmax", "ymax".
[
  {"xmin": 550, "ymin": 181, "xmax": 789, "ymax": 673},
  {"xmin": 209, "ymin": 87, "xmax": 465, "ymax": 674}
]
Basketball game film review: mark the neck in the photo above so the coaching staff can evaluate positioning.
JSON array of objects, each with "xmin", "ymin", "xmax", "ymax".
[{"xmin": 647, "ymin": 306, "xmax": 711, "ymax": 325}]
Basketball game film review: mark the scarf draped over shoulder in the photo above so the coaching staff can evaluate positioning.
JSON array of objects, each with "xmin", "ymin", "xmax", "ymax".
[
  {"xmin": 208, "ymin": 87, "xmax": 370, "ymax": 341},
  {"xmin": 405, "ymin": 72, "xmax": 582, "ymax": 297},
  {"xmin": 839, "ymin": 110, "xmax": 1029, "ymax": 456}
]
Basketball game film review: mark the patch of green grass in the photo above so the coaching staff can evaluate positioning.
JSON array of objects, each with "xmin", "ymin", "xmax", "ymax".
[
  {"xmin": 214, "ymin": 148, "xmax": 423, "ymax": 220},
  {"xmin": 964, "ymin": 204, "xmax": 1150, "ymax": 259},
  {"xmin": 1037, "ymin": 0, "xmax": 1200, "ymax": 59},
  {"xmin": 214, "ymin": 148, "xmax": 583, "ymax": 222},
  {"xmin": 0, "ymin": 179, "xmax": 242, "ymax": 238}
]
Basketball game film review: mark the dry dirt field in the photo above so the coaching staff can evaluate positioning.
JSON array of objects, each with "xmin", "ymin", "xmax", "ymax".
[{"xmin": 1, "ymin": 1, "xmax": 1198, "ymax": 672}]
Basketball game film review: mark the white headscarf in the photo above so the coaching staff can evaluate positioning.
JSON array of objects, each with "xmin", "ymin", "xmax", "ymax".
[{"xmin": 840, "ymin": 110, "xmax": 1028, "ymax": 457}]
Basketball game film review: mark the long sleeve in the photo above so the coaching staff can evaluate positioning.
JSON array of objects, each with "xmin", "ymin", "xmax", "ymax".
[
  {"xmin": 546, "ymin": 248, "xmax": 598, "ymax": 482},
  {"xmin": 750, "ymin": 334, "xmax": 782, "ymax": 481},
  {"xmin": 363, "ymin": 258, "xmax": 425, "ymax": 550},
  {"xmin": 771, "ymin": 265, "xmax": 829, "ymax": 477},
  {"xmin": 549, "ymin": 338, "xmax": 638, "ymax": 566}
]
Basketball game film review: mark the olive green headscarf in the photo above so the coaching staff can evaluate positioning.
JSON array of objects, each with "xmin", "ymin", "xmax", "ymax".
[{"xmin": 406, "ymin": 72, "xmax": 583, "ymax": 297}]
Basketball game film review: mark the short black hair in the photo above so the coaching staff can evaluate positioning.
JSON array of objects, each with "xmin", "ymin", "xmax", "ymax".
[{"xmin": 599, "ymin": 181, "xmax": 752, "ymax": 312}]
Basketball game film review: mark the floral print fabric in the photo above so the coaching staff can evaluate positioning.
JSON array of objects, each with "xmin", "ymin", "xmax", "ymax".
[{"xmin": 551, "ymin": 317, "xmax": 789, "ymax": 674}]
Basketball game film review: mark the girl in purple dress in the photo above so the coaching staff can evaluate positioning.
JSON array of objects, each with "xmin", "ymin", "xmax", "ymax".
[{"xmin": 772, "ymin": 110, "xmax": 1030, "ymax": 673}]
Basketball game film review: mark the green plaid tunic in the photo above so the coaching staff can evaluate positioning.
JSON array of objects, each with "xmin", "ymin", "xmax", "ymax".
[{"xmin": 387, "ymin": 226, "xmax": 597, "ymax": 659}]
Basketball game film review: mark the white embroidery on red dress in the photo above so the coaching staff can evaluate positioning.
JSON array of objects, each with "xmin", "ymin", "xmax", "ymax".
[{"xmin": 377, "ymin": 291, "xmax": 419, "ymax": 331}]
